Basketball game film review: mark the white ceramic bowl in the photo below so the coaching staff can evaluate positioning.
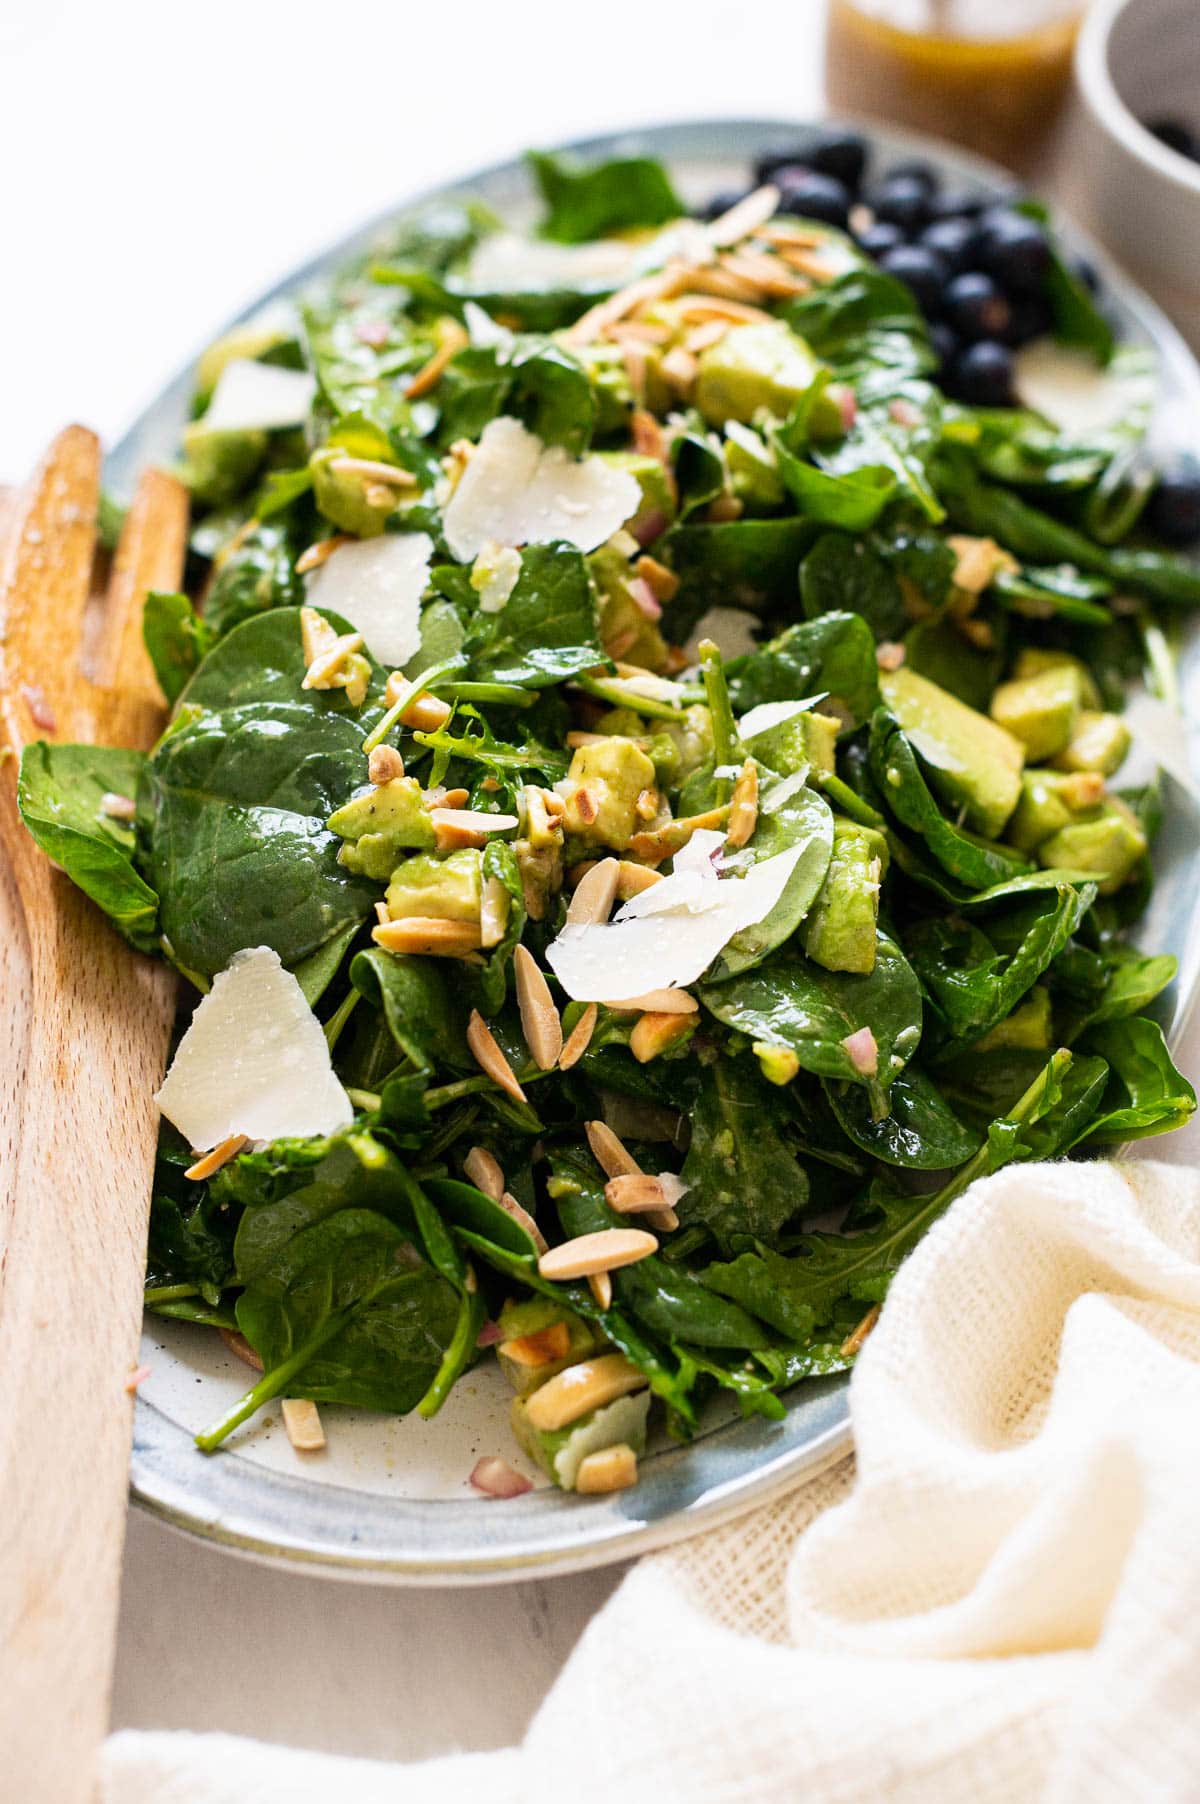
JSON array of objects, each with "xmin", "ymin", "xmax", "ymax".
[{"xmin": 1069, "ymin": 0, "xmax": 1200, "ymax": 344}]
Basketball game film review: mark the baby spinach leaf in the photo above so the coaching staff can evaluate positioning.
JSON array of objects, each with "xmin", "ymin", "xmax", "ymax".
[
  {"xmin": 290, "ymin": 920, "xmax": 361, "ymax": 1007},
  {"xmin": 659, "ymin": 518, "xmax": 818, "ymax": 636},
  {"xmin": 824, "ymin": 1067, "xmax": 981, "ymax": 1168},
  {"xmin": 800, "ymin": 532, "xmax": 906, "ymax": 637},
  {"xmin": 301, "ymin": 299, "xmax": 431, "ymax": 438},
  {"xmin": 1076, "ymin": 1017, "xmax": 1196, "ymax": 1143},
  {"xmin": 203, "ymin": 521, "xmax": 304, "ymax": 639},
  {"xmin": 438, "ymin": 336, "xmax": 595, "ymax": 454},
  {"xmin": 17, "ymin": 742, "xmax": 159, "ymax": 949},
  {"xmin": 349, "ymin": 948, "xmax": 473, "ymax": 1074},
  {"xmin": 528, "ymin": 150, "xmax": 682, "ymax": 243},
  {"xmin": 677, "ymin": 1058, "xmax": 811, "ymax": 1254},
  {"xmin": 709, "ymin": 779, "xmax": 834, "ymax": 979},
  {"xmin": 773, "ymin": 433, "xmax": 897, "ymax": 530},
  {"xmin": 465, "ymin": 543, "xmax": 601, "ymax": 687},
  {"xmin": 783, "ymin": 264, "xmax": 930, "ymax": 377},
  {"xmin": 726, "ymin": 610, "xmax": 879, "ymax": 729},
  {"xmin": 143, "ymin": 592, "xmax": 216, "ymax": 704},
  {"xmin": 1070, "ymin": 946, "xmax": 1177, "ymax": 1032}
]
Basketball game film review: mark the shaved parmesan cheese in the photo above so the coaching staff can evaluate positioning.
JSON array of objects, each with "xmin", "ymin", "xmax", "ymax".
[
  {"xmin": 684, "ymin": 607, "xmax": 761, "ymax": 662},
  {"xmin": 669, "ymin": 827, "xmax": 726, "ymax": 881},
  {"xmin": 305, "ymin": 532, "xmax": 433, "ymax": 667},
  {"xmin": 601, "ymin": 671, "xmax": 683, "ymax": 707},
  {"xmin": 1013, "ymin": 340, "xmax": 1153, "ymax": 436},
  {"xmin": 1125, "ymin": 692, "xmax": 1200, "ymax": 800},
  {"xmin": 442, "ymin": 417, "xmax": 641, "ymax": 561},
  {"xmin": 737, "ymin": 697, "xmax": 824, "ymax": 740},
  {"xmin": 155, "ymin": 947, "xmax": 352, "ymax": 1151},
  {"xmin": 200, "ymin": 359, "xmax": 316, "ymax": 434},
  {"xmin": 466, "ymin": 231, "xmax": 639, "ymax": 293},
  {"xmin": 546, "ymin": 844, "xmax": 803, "ymax": 1001},
  {"xmin": 463, "ymin": 301, "xmax": 513, "ymax": 350}
]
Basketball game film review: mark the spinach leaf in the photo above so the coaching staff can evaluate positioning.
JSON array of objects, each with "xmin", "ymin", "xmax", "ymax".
[
  {"xmin": 773, "ymin": 433, "xmax": 897, "ymax": 530},
  {"xmin": 465, "ymin": 543, "xmax": 601, "ymax": 687},
  {"xmin": 290, "ymin": 920, "xmax": 361, "ymax": 1007},
  {"xmin": 783, "ymin": 264, "xmax": 930, "ymax": 377},
  {"xmin": 203, "ymin": 521, "xmax": 304, "ymax": 639},
  {"xmin": 800, "ymin": 532, "xmax": 906, "ymax": 636},
  {"xmin": 824, "ymin": 1067, "xmax": 981, "ymax": 1168},
  {"xmin": 677, "ymin": 1058, "xmax": 811, "ymax": 1254},
  {"xmin": 700, "ymin": 933, "xmax": 923, "ymax": 1101},
  {"xmin": 437, "ymin": 336, "xmax": 595, "ymax": 454},
  {"xmin": 709, "ymin": 779, "xmax": 834, "ymax": 979},
  {"xmin": 1076, "ymin": 1018, "xmax": 1196, "ymax": 1143},
  {"xmin": 726, "ymin": 610, "xmax": 879, "ymax": 728},
  {"xmin": 349, "ymin": 948, "xmax": 472, "ymax": 1074},
  {"xmin": 177, "ymin": 606, "xmax": 384, "ymax": 718},
  {"xmin": 17, "ymin": 742, "xmax": 159, "ymax": 949},
  {"xmin": 478, "ymin": 839, "xmax": 526, "ymax": 1015},
  {"xmin": 528, "ymin": 150, "xmax": 682, "ymax": 243},
  {"xmin": 301, "ymin": 300, "xmax": 430, "ymax": 438},
  {"xmin": 143, "ymin": 592, "xmax": 215, "ymax": 704},
  {"xmin": 659, "ymin": 518, "xmax": 818, "ymax": 636}
]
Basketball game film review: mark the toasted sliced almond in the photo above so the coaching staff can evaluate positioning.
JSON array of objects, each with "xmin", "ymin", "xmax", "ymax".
[
  {"xmin": 564, "ymin": 730, "xmax": 606, "ymax": 750},
  {"xmin": 542, "ymin": 788, "xmax": 567, "ymax": 818},
  {"xmin": 607, "ymin": 319, "xmax": 672, "ymax": 345},
  {"xmin": 281, "ymin": 1397, "xmax": 326, "ymax": 1452},
  {"xmin": 562, "ymin": 263, "xmax": 688, "ymax": 347},
  {"xmin": 467, "ymin": 1009, "xmax": 527, "ymax": 1103},
  {"xmin": 683, "ymin": 319, "xmax": 731, "ymax": 355},
  {"xmin": 559, "ymin": 1002, "xmax": 598, "ymax": 1071},
  {"xmin": 405, "ymin": 317, "xmax": 470, "ymax": 399},
  {"xmin": 464, "ymin": 1144, "xmax": 505, "ymax": 1202},
  {"xmin": 776, "ymin": 244, "xmax": 839, "ymax": 280},
  {"xmin": 299, "ymin": 603, "xmax": 338, "ymax": 663},
  {"xmin": 499, "ymin": 1322, "xmax": 571, "ymax": 1367},
  {"xmin": 588, "ymin": 1271, "xmax": 613, "ymax": 1310},
  {"xmin": 373, "ymin": 917, "xmax": 483, "ymax": 956},
  {"xmin": 383, "ymin": 675, "xmax": 453, "ymax": 731},
  {"xmin": 219, "ymin": 1327, "xmax": 263, "ymax": 1372},
  {"xmin": 629, "ymin": 805, "xmax": 731, "ymax": 865},
  {"xmin": 538, "ymin": 1229, "xmax": 657, "ymax": 1284},
  {"xmin": 604, "ymin": 1173, "xmax": 668, "ymax": 1215},
  {"xmin": 726, "ymin": 759, "xmax": 759, "ymax": 850},
  {"xmin": 327, "ymin": 455, "xmax": 418, "ymax": 488},
  {"xmin": 876, "ymin": 641, "xmax": 906, "ymax": 672},
  {"xmin": 674, "ymin": 293, "xmax": 775, "ymax": 326},
  {"xmin": 479, "ymin": 874, "xmax": 511, "ymax": 949},
  {"xmin": 296, "ymin": 535, "xmax": 353, "ymax": 576},
  {"xmin": 631, "ymin": 1011, "xmax": 694, "ymax": 1064},
  {"xmin": 840, "ymin": 1303, "xmax": 881, "ymax": 1358},
  {"xmin": 566, "ymin": 856, "xmax": 620, "ymax": 925},
  {"xmin": 431, "ymin": 807, "xmax": 519, "ymax": 851},
  {"xmin": 720, "ymin": 250, "xmax": 809, "ymax": 298},
  {"xmin": 585, "ymin": 1118, "xmax": 640, "ymax": 1180},
  {"xmin": 630, "ymin": 407, "xmax": 669, "ymax": 463},
  {"xmin": 634, "ymin": 555, "xmax": 680, "ymax": 603},
  {"xmin": 303, "ymin": 629, "xmax": 365, "ymax": 691},
  {"xmin": 523, "ymin": 1352, "xmax": 648, "ymax": 1430},
  {"xmin": 660, "ymin": 345, "xmax": 698, "ymax": 399},
  {"xmin": 499, "ymin": 1190, "xmax": 548, "ymax": 1256},
  {"xmin": 613, "ymin": 861, "xmax": 662, "ymax": 900},
  {"xmin": 184, "ymin": 1134, "xmax": 248, "ymax": 1182},
  {"xmin": 374, "ymin": 900, "xmax": 390, "ymax": 926},
  {"xmin": 705, "ymin": 182, "xmax": 780, "ymax": 248},
  {"xmin": 575, "ymin": 1442, "xmax": 639, "ymax": 1494},
  {"xmin": 602, "ymin": 988, "xmax": 698, "ymax": 1015},
  {"xmin": 367, "ymin": 743, "xmax": 405, "ymax": 784},
  {"xmin": 513, "ymin": 945, "xmax": 563, "ymax": 1071}
]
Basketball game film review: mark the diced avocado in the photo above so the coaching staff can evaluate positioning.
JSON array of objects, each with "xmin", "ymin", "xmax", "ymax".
[
  {"xmin": 575, "ymin": 342, "xmax": 635, "ymax": 436},
  {"xmin": 989, "ymin": 666, "xmax": 1083, "ymax": 763},
  {"xmin": 1007, "ymin": 769, "xmax": 1107, "ymax": 852},
  {"xmin": 974, "ymin": 985, "xmax": 1053, "ymax": 1052},
  {"xmin": 510, "ymin": 1389, "xmax": 651, "ymax": 1491},
  {"xmin": 562, "ymin": 737, "xmax": 657, "ymax": 849},
  {"xmin": 659, "ymin": 705, "xmax": 715, "ymax": 785},
  {"xmin": 880, "ymin": 667, "xmax": 1024, "ymax": 839},
  {"xmin": 724, "ymin": 421, "xmax": 785, "ymax": 509},
  {"xmin": 495, "ymin": 1298, "xmax": 604, "ymax": 1395},
  {"xmin": 1037, "ymin": 796, "xmax": 1147, "ymax": 893},
  {"xmin": 804, "ymin": 818, "xmax": 888, "ymax": 975},
  {"xmin": 754, "ymin": 1043, "xmax": 801, "ymax": 1086},
  {"xmin": 309, "ymin": 445, "xmax": 394, "ymax": 537},
  {"xmin": 385, "ymin": 848, "xmax": 483, "ymax": 920},
  {"xmin": 1011, "ymin": 647, "xmax": 1102, "ymax": 711},
  {"xmin": 589, "ymin": 546, "xmax": 670, "ymax": 672},
  {"xmin": 743, "ymin": 706, "xmax": 839, "ymax": 779},
  {"xmin": 195, "ymin": 322, "xmax": 292, "ymax": 402},
  {"xmin": 694, "ymin": 321, "xmax": 821, "ymax": 428},
  {"xmin": 328, "ymin": 776, "xmax": 436, "ymax": 878},
  {"xmin": 180, "ymin": 420, "xmax": 266, "ymax": 506},
  {"xmin": 595, "ymin": 453, "xmax": 677, "ymax": 542},
  {"xmin": 1051, "ymin": 710, "xmax": 1131, "ymax": 778}
]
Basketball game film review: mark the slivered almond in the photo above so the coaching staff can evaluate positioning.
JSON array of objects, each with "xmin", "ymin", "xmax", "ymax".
[
  {"xmin": 604, "ymin": 1173, "xmax": 668, "ymax": 1214},
  {"xmin": 633, "ymin": 555, "xmax": 680, "ymax": 603},
  {"xmin": 513, "ymin": 945, "xmax": 563, "ymax": 1071},
  {"xmin": 759, "ymin": 220, "xmax": 826, "ymax": 248},
  {"xmin": 706, "ymin": 493, "xmax": 744, "ymax": 522},
  {"xmin": 682, "ymin": 264, "xmax": 765, "ymax": 304},
  {"xmin": 295, "ymin": 535, "xmax": 352, "ymax": 575},
  {"xmin": 479, "ymin": 874, "xmax": 511, "ymax": 949},
  {"xmin": 303, "ymin": 630, "xmax": 365, "ymax": 691},
  {"xmin": 575, "ymin": 1443, "xmax": 638, "ymax": 1494},
  {"xmin": 541, "ymin": 789, "xmax": 567, "ymax": 819},
  {"xmin": 499, "ymin": 1190, "xmax": 548, "ymax": 1256},
  {"xmin": 383, "ymin": 676, "xmax": 452, "ymax": 731},
  {"xmin": 571, "ymin": 785, "xmax": 598, "ymax": 826},
  {"xmin": 431, "ymin": 807, "xmax": 519, "ymax": 852},
  {"xmin": 660, "ymin": 345, "xmax": 698, "ymax": 398},
  {"xmin": 602, "ymin": 988, "xmax": 697, "ymax": 1015},
  {"xmin": 631, "ymin": 407, "xmax": 668, "ymax": 463},
  {"xmin": 373, "ymin": 916, "xmax": 483, "ymax": 956},
  {"xmin": 683, "ymin": 319, "xmax": 731, "ymax": 355},
  {"xmin": 629, "ymin": 804, "xmax": 731, "ymax": 866},
  {"xmin": 840, "ymin": 1303, "xmax": 881, "ymax": 1358},
  {"xmin": 726, "ymin": 759, "xmax": 759, "ymax": 850},
  {"xmin": 619, "ymin": 339, "xmax": 648, "ymax": 403},
  {"xmin": 566, "ymin": 857, "xmax": 620, "ymax": 925},
  {"xmin": 327, "ymin": 455, "xmax": 417, "ymax": 488},
  {"xmin": 674, "ymin": 294, "xmax": 775, "ymax": 325},
  {"xmin": 720, "ymin": 250, "xmax": 810, "ymax": 297},
  {"xmin": 281, "ymin": 1398, "xmax": 326, "ymax": 1453},
  {"xmin": 467, "ymin": 1009, "xmax": 527, "ymax": 1103},
  {"xmin": 500, "ymin": 1322, "xmax": 571, "ymax": 1367},
  {"xmin": 559, "ymin": 1003, "xmax": 598, "ymax": 1071},
  {"xmin": 299, "ymin": 603, "xmax": 338, "ymax": 663},
  {"xmin": 368, "ymin": 744, "xmax": 405, "ymax": 784},
  {"xmin": 405, "ymin": 317, "xmax": 470, "ymax": 399},
  {"xmin": 705, "ymin": 182, "xmax": 780, "ymax": 248},
  {"xmin": 219, "ymin": 1328, "xmax": 263, "ymax": 1372},
  {"xmin": 776, "ymin": 245, "xmax": 839, "ymax": 280},
  {"xmin": 588, "ymin": 1271, "xmax": 613, "ymax": 1310},
  {"xmin": 523, "ymin": 1352, "xmax": 648, "ymax": 1430},
  {"xmin": 565, "ymin": 730, "xmax": 606, "ymax": 750},
  {"xmin": 562, "ymin": 263, "xmax": 688, "ymax": 347},
  {"xmin": 615, "ymin": 861, "xmax": 662, "ymax": 899},
  {"xmin": 185, "ymin": 1134, "xmax": 248, "ymax": 1182},
  {"xmin": 464, "ymin": 1144, "xmax": 505, "ymax": 1202},
  {"xmin": 607, "ymin": 320, "xmax": 672, "ymax": 345},
  {"xmin": 585, "ymin": 1118, "xmax": 640, "ymax": 1180},
  {"xmin": 374, "ymin": 900, "xmax": 390, "ymax": 926},
  {"xmin": 631, "ymin": 1011, "xmax": 694, "ymax": 1063}
]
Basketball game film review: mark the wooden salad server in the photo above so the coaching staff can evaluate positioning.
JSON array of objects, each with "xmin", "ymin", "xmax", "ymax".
[{"xmin": 0, "ymin": 429, "xmax": 187, "ymax": 1803}]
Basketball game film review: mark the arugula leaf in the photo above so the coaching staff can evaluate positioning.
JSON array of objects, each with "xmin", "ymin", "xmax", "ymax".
[
  {"xmin": 677, "ymin": 1058, "xmax": 811, "ymax": 1254},
  {"xmin": 528, "ymin": 150, "xmax": 682, "ymax": 243},
  {"xmin": 726, "ymin": 610, "xmax": 880, "ymax": 728},
  {"xmin": 465, "ymin": 542, "xmax": 601, "ymax": 687},
  {"xmin": 17, "ymin": 742, "xmax": 159, "ymax": 950}
]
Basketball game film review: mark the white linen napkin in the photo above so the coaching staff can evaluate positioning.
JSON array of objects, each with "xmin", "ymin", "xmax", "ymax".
[{"xmin": 103, "ymin": 1157, "xmax": 1200, "ymax": 1803}]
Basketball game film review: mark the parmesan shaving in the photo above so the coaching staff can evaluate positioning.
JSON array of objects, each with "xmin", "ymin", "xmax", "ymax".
[
  {"xmin": 1013, "ymin": 340, "xmax": 1154, "ymax": 436},
  {"xmin": 154, "ymin": 947, "xmax": 352, "ymax": 1151},
  {"xmin": 441, "ymin": 417, "xmax": 641, "ymax": 561},
  {"xmin": 465, "ymin": 232, "xmax": 640, "ymax": 293},
  {"xmin": 737, "ymin": 697, "xmax": 825, "ymax": 739},
  {"xmin": 305, "ymin": 532, "xmax": 433, "ymax": 667},
  {"xmin": 199, "ymin": 359, "xmax": 316, "ymax": 434}
]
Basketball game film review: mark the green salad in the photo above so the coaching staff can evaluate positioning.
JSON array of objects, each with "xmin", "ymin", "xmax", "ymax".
[{"xmin": 21, "ymin": 145, "xmax": 1199, "ymax": 1496}]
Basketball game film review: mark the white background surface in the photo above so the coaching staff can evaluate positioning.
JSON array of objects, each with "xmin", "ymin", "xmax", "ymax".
[{"xmin": 5, "ymin": 0, "xmax": 1198, "ymax": 1766}]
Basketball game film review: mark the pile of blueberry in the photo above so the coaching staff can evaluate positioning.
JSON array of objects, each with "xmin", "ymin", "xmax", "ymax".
[{"xmin": 700, "ymin": 126, "xmax": 1093, "ymax": 410}]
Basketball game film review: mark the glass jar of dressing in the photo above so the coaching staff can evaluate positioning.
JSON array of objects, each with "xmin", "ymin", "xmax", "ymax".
[{"xmin": 824, "ymin": 0, "xmax": 1083, "ymax": 173}]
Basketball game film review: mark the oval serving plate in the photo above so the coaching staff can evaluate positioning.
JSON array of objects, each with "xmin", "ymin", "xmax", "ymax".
[{"xmin": 121, "ymin": 117, "xmax": 1200, "ymax": 1583}]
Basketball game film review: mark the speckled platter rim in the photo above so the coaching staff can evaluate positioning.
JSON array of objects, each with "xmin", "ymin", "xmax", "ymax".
[{"xmin": 117, "ymin": 116, "xmax": 1200, "ymax": 1583}]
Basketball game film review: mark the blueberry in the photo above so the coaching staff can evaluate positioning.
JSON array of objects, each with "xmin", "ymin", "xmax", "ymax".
[
  {"xmin": 919, "ymin": 216, "xmax": 980, "ymax": 274},
  {"xmin": 856, "ymin": 220, "xmax": 905, "ymax": 260},
  {"xmin": 869, "ymin": 177, "xmax": 930, "ymax": 233},
  {"xmin": 1146, "ymin": 459, "xmax": 1200, "ymax": 546},
  {"xmin": 929, "ymin": 321, "xmax": 959, "ymax": 372},
  {"xmin": 803, "ymin": 127, "xmax": 869, "ymax": 192},
  {"xmin": 1147, "ymin": 118, "xmax": 1200, "ymax": 162},
  {"xmin": 754, "ymin": 145, "xmax": 808, "ymax": 184},
  {"xmin": 879, "ymin": 243, "xmax": 948, "ymax": 314},
  {"xmin": 944, "ymin": 271, "xmax": 1012, "ymax": 341},
  {"xmin": 1004, "ymin": 293, "xmax": 1054, "ymax": 346},
  {"xmin": 977, "ymin": 209, "xmax": 1052, "ymax": 293},
  {"xmin": 884, "ymin": 158, "xmax": 940, "ymax": 196},
  {"xmin": 952, "ymin": 340, "xmax": 1015, "ymax": 407},
  {"xmin": 698, "ymin": 187, "xmax": 752, "ymax": 221},
  {"xmin": 773, "ymin": 167, "xmax": 852, "ymax": 228},
  {"xmin": 926, "ymin": 189, "xmax": 988, "ymax": 222}
]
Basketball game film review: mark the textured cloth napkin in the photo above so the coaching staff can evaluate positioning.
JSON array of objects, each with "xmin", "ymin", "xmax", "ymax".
[{"xmin": 103, "ymin": 1157, "xmax": 1200, "ymax": 1803}]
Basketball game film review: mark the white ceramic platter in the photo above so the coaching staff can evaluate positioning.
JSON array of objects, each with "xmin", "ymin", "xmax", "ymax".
[{"xmin": 116, "ymin": 117, "xmax": 1200, "ymax": 1582}]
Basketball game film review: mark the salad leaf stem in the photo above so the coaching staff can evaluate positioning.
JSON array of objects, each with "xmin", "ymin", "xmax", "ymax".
[
  {"xmin": 195, "ymin": 1303, "xmax": 358, "ymax": 1452},
  {"xmin": 698, "ymin": 639, "xmax": 740, "ymax": 803}
]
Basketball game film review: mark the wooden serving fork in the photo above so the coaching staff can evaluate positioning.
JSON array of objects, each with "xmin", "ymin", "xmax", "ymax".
[{"xmin": 0, "ymin": 428, "xmax": 188, "ymax": 1804}]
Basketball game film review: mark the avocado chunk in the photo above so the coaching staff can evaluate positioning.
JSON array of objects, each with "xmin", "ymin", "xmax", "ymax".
[
  {"xmin": 328, "ymin": 776, "xmax": 436, "ymax": 879},
  {"xmin": 724, "ymin": 421, "xmax": 785, "ymax": 509},
  {"xmin": 180, "ymin": 420, "xmax": 266, "ymax": 506},
  {"xmin": 1011, "ymin": 647, "xmax": 1102, "ymax": 711},
  {"xmin": 880, "ymin": 666, "xmax": 1024, "ymax": 839},
  {"xmin": 496, "ymin": 1297, "xmax": 604, "ymax": 1396},
  {"xmin": 309, "ymin": 444, "xmax": 395, "ymax": 537},
  {"xmin": 575, "ymin": 343, "xmax": 635, "ymax": 436},
  {"xmin": 596, "ymin": 451, "xmax": 676, "ymax": 541},
  {"xmin": 195, "ymin": 321, "xmax": 292, "ymax": 402},
  {"xmin": 1037, "ymin": 796, "xmax": 1147, "ymax": 893},
  {"xmin": 1050, "ymin": 710, "xmax": 1131, "ymax": 778},
  {"xmin": 804, "ymin": 818, "xmax": 888, "ymax": 975},
  {"xmin": 742, "ymin": 704, "xmax": 838, "ymax": 779},
  {"xmin": 385, "ymin": 848, "xmax": 483, "ymax": 920},
  {"xmin": 589, "ymin": 546, "xmax": 670, "ymax": 672},
  {"xmin": 974, "ymin": 985, "xmax": 1053, "ymax": 1052},
  {"xmin": 1006, "ymin": 769, "xmax": 1107, "ymax": 852},
  {"xmin": 694, "ymin": 321, "xmax": 820, "ymax": 427},
  {"xmin": 562, "ymin": 737, "xmax": 657, "ymax": 850},
  {"xmin": 510, "ymin": 1389, "xmax": 651, "ymax": 1491},
  {"xmin": 989, "ymin": 666, "xmax": 1083, "ymax": 763}
]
